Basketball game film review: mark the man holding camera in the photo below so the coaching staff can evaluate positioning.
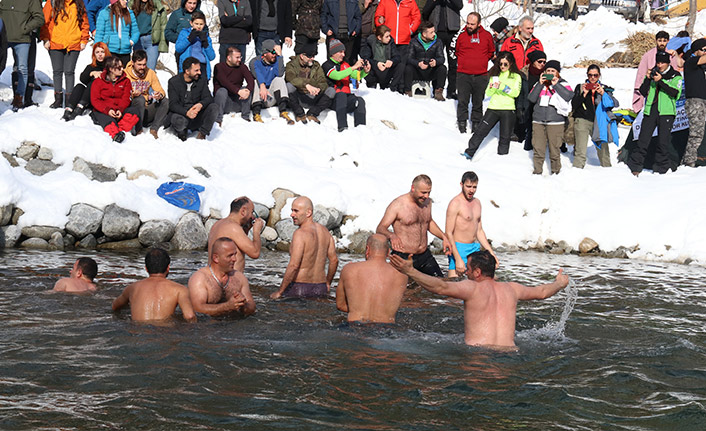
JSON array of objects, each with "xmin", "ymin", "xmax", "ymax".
[
  {"xmin": 628, "ymin": 50, "xmax": 682, "ymax": 176},
  {"xmin": 633, "ymin": 31, "xmax": 680, "ymax": 113},
  {"xmin": 322, "ymin": 38, "xmax": 370, "ymax": 132},
  {"xmin": 405, "ymin": 21, "xmax": 447, "ymax": 101}
]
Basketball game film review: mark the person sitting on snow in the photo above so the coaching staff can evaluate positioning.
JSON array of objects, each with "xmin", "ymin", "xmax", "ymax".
[
  {"xmin": 125, "ymin": 49, "xmax": 170, "ymax": 140},
  {"xmin": 167, "ymin": 56, "xmax": 221, "ymax": 141},
  {"xmin": 404, "ymin": 21, "xmax": 447, "ymax": 101},
  {"xmin": 249, "ymin": 39, "xmax": 296, "ymax": 124},
  {"xmin": 322, "ymin": 38, "xmax": 370, "ymax": 132},
  {"xmin": 90, "ymin": 56, "xmax": 141, "ymax": 143},
  {"xmin": 284, "ymin": 43, "xmax": 335, "ymax": 124}
]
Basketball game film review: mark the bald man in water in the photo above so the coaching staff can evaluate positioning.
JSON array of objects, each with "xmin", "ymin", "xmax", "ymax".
[
  {"xmin": 112, "ymin": 248, "xmax": 196, "ymax": 322},
  {"xmin": 271, "ymin": 196, "xmax": 339, "ymax": 299},
  {"xmin": 53, "ymin": 257, "xmax": 98, "ymax": 293},
  {"xmin": 390, "ymin": 250, "xmax": 569, "ymax": 350},
  {"xmin": 336, "ymin": 234, "xmax": 408, "ymax": 323},
  {"xmin": 188, "ymin": 237, "xmax": 256, "ymax": 316},
  {"xmin": 208, "ymin": 196, "xmax": 265, "ymax": 272}
]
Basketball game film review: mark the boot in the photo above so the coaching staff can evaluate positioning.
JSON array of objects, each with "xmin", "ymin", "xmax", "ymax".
[
  {"xmin": 295, "ymin": 114, "xmax": 308, "ymax": 124},
  {"xmin": 50, "ymin": 91, "xmax": 64, "ymax": 109},
  {"xmin": 11, "ymin": 94, "xmax": 23, "ymax": 112},
  {"xmin": 280, "ymin": 111, "xmax": 295, "ymax": 125},
  {"xmin": 457, "ymin": 121, "xmax": 467, "ymax": 134},
  {"xmin": 149, "ymin": 129, "xmax": 159, "ymax": 139},
  {"xmin": 112, "ymin": 131, "xmax": 126, "ymax": 143},
  {"xmin": 253, "ymin": 113, "xmax": 264, "ymax": 123},
  {"xmin": 61, "ymin": 108, "xmax": 73, "ymax": 121},
  {"xmin": 434, "ymin": 88, "xmax": 445, "ymax": 102},
  {"xmin": 196, "ymin": 132, "xmax": 207, "ymax": 140},
  {"xmin": 23, "ymin": 83, "xmax": 37, "ymax": 107},
  {"xmin": 306, "ymin": 114, "xmax": 320, "ymax": 124}
]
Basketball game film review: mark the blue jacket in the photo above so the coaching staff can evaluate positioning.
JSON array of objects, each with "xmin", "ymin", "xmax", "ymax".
[
  {"xmin": 320, "ymin": 0, "xmax": 361, "ymax": 36},
  {"xmin": 592, "ymin": 92, "xmax": 620, "ymax": 149},
  {"xmin": 87, "ymin": 0, "xmax": 110, "ymax": 32},
  {"xmin": 94, "ymin": 7, "xmax": 139, "ymax": 54},
  {"xmin": 175, "ymin": 27, "xmax": 216, "ymax": 79},
  {"xmin": 250, "ymin": 56, "xmax": 283, "ymax": 87},
  {"xmin": 164, "ymin": 0, "xmax": 202, "ymax": 43}
]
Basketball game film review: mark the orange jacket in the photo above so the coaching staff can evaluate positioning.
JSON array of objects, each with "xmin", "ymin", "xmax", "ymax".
[{"xmin": 40, "ymin": 1, "xmax": 89, "ymax": 51}]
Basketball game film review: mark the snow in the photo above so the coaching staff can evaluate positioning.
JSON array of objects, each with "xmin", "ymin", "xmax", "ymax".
[{"xmin": 1, "ymin": 2, "xmax": 706, "ymax": 264}]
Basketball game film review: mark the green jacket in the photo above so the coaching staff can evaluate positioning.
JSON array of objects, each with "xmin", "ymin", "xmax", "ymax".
[
  {"xmin": 128, "ymin": 0, "xmax": 169, "ymax": 52},
  {"xmin": 486, "ymin": 70, "xmax": 522, "ymax": 111},
  {"xmin": 641, "ymin": 67, "xmax": 682, "ymax": 116},
  {"xmin": 285, "ymin": 55, "xmax": 328, "ymax": 93},
  {"xmin": 0, "ymin": 0, "xmax": 44, "ymax": 43}
]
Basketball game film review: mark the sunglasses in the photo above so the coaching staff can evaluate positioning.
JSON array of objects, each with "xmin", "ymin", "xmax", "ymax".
[
  {"xmin": 587, "ymin": 73, "xmax": 599, "ymax": 77},
  {"xmin": 536, "ymin": 60, "xmax": 546, "ymax": 64},
  {"xmin": 499, "ymin": 61, "xmax": 510, "ymax": 67}
]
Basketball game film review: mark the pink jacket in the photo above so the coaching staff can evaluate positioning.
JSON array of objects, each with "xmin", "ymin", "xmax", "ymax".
[{"xmin": 633, "ymin": 47, "xmax": 680, "ymax": 112}]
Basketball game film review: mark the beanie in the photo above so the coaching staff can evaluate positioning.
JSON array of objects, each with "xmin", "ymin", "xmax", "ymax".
[
  {"xmin": 655, "ymin": 50, "xmax": 671, "ymax": 64},
  {"xmin": 544, "ymin": 59, "xmax": 561, "ymax": 72},
  {"xmin": 527, "ymin": 50, "xmax": 546, "ymax": 64},
  {"xmin": 489, "ymin": 17, "xmax": 509, "ymax": 34},
  {"xmin": 328, "ymin": 38, "xmax": 345, "ymax": 56},
  {"xmin": 262, "ymin": 39, "xmax": 276, "ymax": 54}
]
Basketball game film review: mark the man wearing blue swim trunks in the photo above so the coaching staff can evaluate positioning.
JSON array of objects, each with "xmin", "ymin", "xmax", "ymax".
[{"xmin": 445, "ymin": 171, "xmax": 498, "ymax": 277}]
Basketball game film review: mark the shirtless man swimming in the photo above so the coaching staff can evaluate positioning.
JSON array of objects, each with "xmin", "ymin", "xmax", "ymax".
[
  {"xmin": 53, "ymin": 257, "xmax": 98, "ymax": 293},
  {"xmin": 376, "ymin": 174, "xmax": 451, "ymax": 277},
  {"xmin": 112, "ymin": 248, "xmax": 196, "ymax": 322},
  {"xmin": 188, "ymin": 237, "xmax": 256, "ymax": 316},
  {"xmin": 445, "ymin": 171, "xmax": 498, "ymax": 277},
  {"xmin": 390, "ymin": 250, "xmax": 569, "ymax": 350},
  {"xmin": 336, "ymin": 234, "xmax": 408, "ymax": 323},
  {"xmin": 208, "ymin": 196, "xmax": 265, "ymax": 272},
  {"xmin": 271, "ymin": 196, "xmax": 338, "ymax": 299}
]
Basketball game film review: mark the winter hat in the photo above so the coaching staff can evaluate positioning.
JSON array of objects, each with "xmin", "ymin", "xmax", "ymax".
[
  {"xmin": 110, "ymin": 0, "xmax": 119, "ymax": 4},
  {"xmin": 295, "ymin": 43, "xmax": 317, "ymax": 57},
  {"xmin": 489, "ymin": 17, "xmax": 509, "ymax": 34},
  {"xmin": 691, "ymin": 38, "xmax": 706, "ymax": 53},
  {"xmin": 328, "ymin": 38, "xmax": 345, "ymax": 56},
  {"xmin": 655, "ymin": 50, "xmax": 671, "ymax": 64},
  {"xmin": 262, "ymin": 39, "xmax": 277, "ymax": 54},
  {"xmin": 544, "ymin": 59, "xmax": 561, "ymax": 72},
  {"xmin": 527, "ymin": 50, "xmax": 546, "ymax": 64}
]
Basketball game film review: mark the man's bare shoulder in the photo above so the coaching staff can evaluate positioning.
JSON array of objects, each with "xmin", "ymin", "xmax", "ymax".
[
  {"xmin": 54, "ymin": 278, "xmax": 96, "ymax": 293},
  {"xmin": 188, "ymin": 268, "xmax": 209, "ymax": 286},
  {"xmin": 315, "ymin": 222, "xmax": 333, "ymax": 237},
  {"xmin": 210, "ymin": 218, "xmax": 245, "ymax": 238}
]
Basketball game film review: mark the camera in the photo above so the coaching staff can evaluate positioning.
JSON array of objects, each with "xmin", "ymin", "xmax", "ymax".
[
  {"xmin": 585, "ymin": 82, "xmax": 598, "ymax": 91},
  {"xmin": 650, "ymin": 66, "xmax": 661, "ymax": 79}
]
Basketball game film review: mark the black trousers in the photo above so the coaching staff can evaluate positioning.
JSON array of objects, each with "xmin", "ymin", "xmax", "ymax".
[
  {"xmin": 437, "ymin": 30, "xmax": 457, "ymax": 94},
  {"xmin": 170, "ymin": 103, "xmax": 221, "ymax": 135},
  {"xmin": 457, "ymin": 72, "xmax": 489, "ymax": 129},
  {"xmin": 466, "ymin": 109, "xmax": 516, "ymax": 157},
  {"xmin": 404, "ymin": 64, "xmax": 447, "ymax": 92},
  {"xmin": 287, "ymin": 84, "xmax": 334, "ymax": 116},
  {"xmin": 334, "ymin": 92, "xmax": 365, "ymax": 129},
  {"xmin": 365, "ymin": 62, "xmax": 398, "ymax": 89},
  {"xmin": 627, "ymin": 112, "xmax": 675, "ymax": 174},
  {"xmin": 393, "ymin": 43, "xmax": 409, "ymax": 92}
]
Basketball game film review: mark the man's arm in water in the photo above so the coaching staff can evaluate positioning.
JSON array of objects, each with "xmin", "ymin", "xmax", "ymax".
[
  {"xmin": 428, "ymin": 218, "xmax": 451, "ymax": 255},
  {"xmin": 188, "ymin": 271, "xmax": 246, "ymax": 315},
  {"xmin": 336, "ymin": 267, "xmax": 349, "ymax": 312},
  {"xmin": 176, "ymin": 285, "xmax": 197, "ymax": 322},
  {"xmin": 510, "ymin": 269, "xmax": 569, "ymax": 301},
  {"xmin": 271, "ymin": 230, "xmax": 305, "ymax": 299},
  {"xmin": 389, "ymin": 254, "xmax": 473, "ymax": 300},
  {"xmin": 326, "ymin": 234, "xmax": 338, "ymax": 290},
  {"xmin": 112, "ymin": 284, "xmax": 133, "ymax": 311},
  {"xmin": 235, "ymin": 272, "xmax": 256, "ymax": 315},
  {"xmin": 376, "ymin": 200, "xmax": 404, "ymax": 251}
]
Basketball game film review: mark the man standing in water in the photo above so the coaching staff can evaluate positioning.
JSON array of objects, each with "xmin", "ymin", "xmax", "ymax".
[
  {"xmin": 188, "ymin": 237, "xmax": 256, "ymax": 316},
  {"xmin": 271, "ymin": 196, "xmax": 339, "ymax": 299},
  {"xmin": 336, "ymin": 234, "xmax": 408, "ymax": 323},
  {"xmin": 376, "ymin": 174, "xmax": 451, "ymax": 277},
  {"xmin": 112, "ymin": 248, "xmax": 196, "ymax": 322},
  {"xmin": 445, "ymin": 171, "xmax": 498, "ymax": 277},
  {"xmin": 208, "ymin": 196, "xmax": 265, "ymax": 272},
  {"xmin": 390, "ymin": 250, "xmax": 569, "ymax": 350},
  {"xmin": 53, "ymin": 257, "xmax": 98, "ymax": 293}
]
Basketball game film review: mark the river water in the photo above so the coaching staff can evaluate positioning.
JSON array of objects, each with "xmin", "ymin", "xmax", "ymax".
[{"xmin": 0, "ymin": 249, "xmax": 704, "ymax": 430}]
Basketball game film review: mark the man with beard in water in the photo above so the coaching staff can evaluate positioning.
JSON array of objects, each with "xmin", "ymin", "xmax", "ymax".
[
  {"xmin": 208, "ymin": 196, "xmax": 265, "ymax": 272},
  {"xmin": 390, "ymin": 250, "xmax": 569, "ymax": 350},
  {"xmin": 376, "ymin": 174, "xmax": 451, "ymax": 277}
]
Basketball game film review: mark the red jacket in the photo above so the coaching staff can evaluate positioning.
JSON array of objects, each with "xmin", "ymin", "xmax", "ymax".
[
  {"xmin": 91, "ymin": 70, "xmax": 132, "ymax": 115},
  {"xmin": 500, "ymin": 33, "xmax": 544, "ymax": 69},
  {"xmin": 374, "ymin": 0, "xmax": 420, "ymax": 46},
  {"xmin": 452, "ymin": 25, "xmax": 495, "ymax": 75}
]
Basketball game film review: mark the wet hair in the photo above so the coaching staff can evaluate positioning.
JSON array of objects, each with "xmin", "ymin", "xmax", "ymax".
[
  {"xmin": 413, "ymin": 174, "xmax": 432, "ymax": 186},
  {"xmin": 375, "ymin": 24, "xmax": 391, "ymax": 38},
  {"xmin": 419, "ymin": 21, "xmax": 435, "ymax": 34},
  {"xmin": 461, "ymin": 171, "xmax": 478, "ymax": 184},
  {"xmin": 145, "ymin": 248, "xmax": 170, "ymax": 274},
  {"xmin": 230, "ymin": 196, "xmax": 250, "ymax": 213},
  {"xmin": 132, "ymin": 49, "xmax": 148, "ymax": 63},
  {"xmin": 488, "ymin": 51, "xmax": 520, "ymax": 77},
  {"xmin": 656, "ymin": 30, "xmax": 670, "ymax": 40},
  {"xmin": 191, "ymin": 10, "xmax": 206, "ymax": 22},
  {"xmin": 91, "ymin": 42, "xmax": 111, "ymax": 67},
  {"xmin": 467, "ymin": 12, "xmax": 481, "ymax": 24},
  {"xmin": 76, "ymin": 257, "xmax": 98, "ymax": 281},
  {"xmin": 51, "ymin": 0, "xmax": 86, "ymax": 26},
  {"xmin": 103, "ymin": 56, "xmax": 122, "ymax": 72},
  {"xmin": 226, "ymin": 46, "xmax": 241, "ymax": 57},
  {"xmin": 587, "ymin": 64, "xmax": 600, "ymax": 74},
  {"xmin": 132, "ymin": 0, "xmax": 155, "ymax": 15},
  {"xmin": 109, "ymin": 1, "xmax": 132, "ymax": 31},
  {"xmin": 182, "ymin": 56, "xmax": 200, "ymax": 71},
  {"xmin": 467, "ymin": 250, "xmax": 496, "ymax": 278}
]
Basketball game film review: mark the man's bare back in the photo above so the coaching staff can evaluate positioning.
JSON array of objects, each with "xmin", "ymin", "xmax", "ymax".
[
  {"xmin": 113, "ymin": 276, "xmax": 196, "ymax": 322},
  {"xmin": 53, "ymin": 278, "xmax": 96, "ymax": 293}
]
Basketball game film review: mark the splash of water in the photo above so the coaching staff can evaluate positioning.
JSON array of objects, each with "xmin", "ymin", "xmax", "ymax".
[{"xmin": 518, "ymin": 278, "xmax": 578, "ymax": 343}]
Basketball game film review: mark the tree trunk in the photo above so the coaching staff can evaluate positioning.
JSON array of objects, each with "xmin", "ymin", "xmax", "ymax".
[{"xmin": 687, "ymin": 0, "xmax": 697, "ymax": 35}]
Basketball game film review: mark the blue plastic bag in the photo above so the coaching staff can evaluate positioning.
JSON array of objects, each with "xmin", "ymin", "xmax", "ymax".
[{"xmin": 156, "ymin": 182, "xmax": 205, "ymax": 211}]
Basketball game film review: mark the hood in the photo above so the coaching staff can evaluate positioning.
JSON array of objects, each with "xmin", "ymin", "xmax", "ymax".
[{"xmin": 181, "ymin": 0, "xmax": 202, "ymax": 9}]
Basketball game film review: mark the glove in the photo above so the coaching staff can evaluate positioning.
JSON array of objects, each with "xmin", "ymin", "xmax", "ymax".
[
  {"xmin": 201, "ymin": 36, "xmax": 209, "ymax": 48},
  {"xmin": 188, "ymin": 29, "xmax": 199, "ymax": 43}
]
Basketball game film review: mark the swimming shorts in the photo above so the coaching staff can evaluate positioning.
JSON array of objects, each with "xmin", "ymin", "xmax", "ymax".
[
  {"xmin": 448, "ymin": 242, "xmax": 481, "ymax": 271},
  {"xmin": 391, "ymin": 247, "xmax": 444, "ymax": 277},
  {"xmin": 283, "ymin": 282, "xmax": 328, "ymax": 298}
]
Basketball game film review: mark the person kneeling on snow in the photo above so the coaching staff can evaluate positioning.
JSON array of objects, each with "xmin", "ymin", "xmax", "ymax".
[
  {"xmin": 322, "ymin": 38, "xmax": 370, "ymax": 132},
  {"xmin": 90, "ymin": 56, "xmax": 140, "ymax": 143}
]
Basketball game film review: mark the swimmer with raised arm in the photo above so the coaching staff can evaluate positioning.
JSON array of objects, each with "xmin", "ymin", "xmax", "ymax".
[
  {"xmin": 53, "ymin": 257, "xmax": 98, "ymax": 293},
  {"xmin": 390, "ymin": 250, "xmax": 569, "ymax": 350},
  {"xmin": 208, "ymin": 196, "xmax": 265, "ymax": 272}
]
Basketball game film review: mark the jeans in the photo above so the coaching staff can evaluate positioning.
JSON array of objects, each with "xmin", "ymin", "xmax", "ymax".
[
  {"xmin": 9, "ymin": 42, "xmax": 30, "ymax": 97},
  {"xmin": 49, "ymin": 49, "xmax": 80, "ymax": 93},
  {"xmin": 255, "ymin": 31, "xmax": 280, "ymax": 56},
  {"xmin": 134, "ymin": 34, "xmax": 160, "ymax": 71}
]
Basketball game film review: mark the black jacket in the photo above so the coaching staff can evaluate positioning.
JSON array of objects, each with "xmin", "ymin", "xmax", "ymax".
[
  {"xmin": 407, "ymin": 34, "xmax": 445, "ymax": 67},
  {"xmin": 360, "ymin": 34, "xmax": 400, "ymax": 64},
  {"xmin": 251, "ymin": 0, "xmax": 293, "ymax": 41},
  {"xmin": 167, "ymin": 74, "xmax": 214, "ymax": 117},
  {"xmin": 218, "ymin": 0, "xmax": 253, "ymax": 45}
]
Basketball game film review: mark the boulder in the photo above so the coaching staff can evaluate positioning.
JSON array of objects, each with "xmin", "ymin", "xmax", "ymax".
[
  {"xmin": 274, "ymin": 218, "xmax": 297, "ymax": 242},
  {"xmin": 127, "ymin": 169, "xmax": 157, "ymax": 180},
  {"xmin": 102, "ymin": 204, "xmax": 140, "ymax": 240},
  {"xmin": 21, "ymin": 225, "xmax": 63, "ymax": 240},
  {"xmin": 2, "ymin": 152, "xmax": 19, "ymax": 167},
  {"xmin": 268, "ymin": 188, "xmax": 296, "ymax": 227},
  {"xmin": 1, "ymin": 225, "xmax": 21, "ymax": 248},
  {"xmin": 138, "ymin": 219, "xmax": 176, "ymax": 247},
  {"xmin": 48, "ymin": 231, "xmax": 64, "ymax": 250},
  {"xmin": 275, "ymin": 241, "xmax": 290, "ymax": 252},
  {"xmin": 346, "ymin": 230, "xmax": 373, "ymax": 254},
  {"xmin": 261, "ymin": 226, "xmax": 278, "ymax": 242},
  {"xmin": 169, "ymin": 173, "xmax": 188, "ymax": 181},
  {"xmin": 313, "ymin": 205, "xmax": 343, "ymax": 230},
  {"xmin": 72, "ymin": 157, "xmax": 93, "ymax": 179},
  {"xmin": 63, "ymin": 233, "xmax": 76, "ymax": 248},
  {"xmin": 72, "ymin": 157, "xmax": 118, "ymax": 182},
  {"xmin": 194, "ymin": 166, "xmax": 211, "ymax": 178},
  {"xmin": 171, "ymin": 212, "xmax": 208, "ymax": 250},
  {"xmin": 579, "ymin": 237, "xmax": 599, "ymax": 254},
  {"xmin": 65, "ymin": 203, "xmax": 104, "ymax": 238},
  {"xmin": 11, "ymin": 208, "xmax": 24, "ymax": 225},
  {"xmin": 204, "ymin": 217, "xmax": 218, "ymax": 233},
  {"xmin": 37, "ymin": 147, "xmax": 53, "ymax": 161},
  {"xmin": 17, "ymin": 141, "xmax": 39, "ymax": 161},
  {"xmin": 253, "ymin": 202, "xmax": 270, "ymax": 221},
  {"xmin": 549, "ymin": 240, "xmax": 572, "ymax": 255},
  {"xmin": 0, "ymin": 203, "xmax": 14, "ymax": 226},
  {"xmin": 77, "ymin": 234, "xmax": 97, "ymax": 249},
  {"xmin": 209, "ymin": 208, "xmax": 222, "ymax": 219},
  {"xmin": 97, "ymin": 238, "xmax": 142, "ymax": 250},
  {"xmin": 25, "ymin": 159, "xmax": 59, "ymax": 176},
  {"xmin": 20, "ymin": 237, "xmax": 50, "ymax": 249}
]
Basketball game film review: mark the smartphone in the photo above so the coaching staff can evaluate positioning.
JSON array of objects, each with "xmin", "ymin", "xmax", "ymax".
[
  {"xmin": 585, "ymin": 82, "xmax": 598, "ymax": 90},
  {"xmin": 542, "ymin": 73, "xmax": 554, "ymax": 81}
]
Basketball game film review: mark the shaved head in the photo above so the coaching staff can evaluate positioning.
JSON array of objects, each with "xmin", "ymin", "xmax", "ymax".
[
  {"xmin": 212, "ymin": 237, "xmax": 236, "ymax": 256},
  {"xmin": 293, "ymin": 196, "xmax": 313, "ymax": 212},
  {"xmin": 366, "ymin": 234, "xmax": 389, "ymax": 253},
  {"xmin": 291, "ymin": 196, "xmax": 314, "ymax": 226}
]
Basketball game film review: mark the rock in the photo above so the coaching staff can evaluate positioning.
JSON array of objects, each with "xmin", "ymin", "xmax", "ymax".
[
  {"xmin": 169, "ymin": 173, "xmax": 188, "ymax": 181},
  {"xmin": 261, "ymin": 226, "xmax": 278, "ymax": 242},
  {"xmin": 209, "ymin": 208, "xmax": 222, "ymax": 219},
  {"xmin": 65, "ymin": 203, "xmax": 104, "ymax": 238},
  {"xmin": 25, "ymin": 159, "xmax": 59, "ymax": 176},
  {"xmin": 21, "ymin": 225, "xmax": 63, "ymax": 240},
  {"xmin": 89, "ymin": 162, "xmax": 118, "ymax": 182},
  {"xmin": 138, "ymin": 219, "xmax": 176, "ymax": 247},
  {"xmin": 380, "ymin": 119, "xmax": 397, "ymax": 130},
  {"xmin": 253, "ymin": 202, "xmax": 270, "ymax": 221},
  {"xmin": 171, "ymin": 212, "xmax": 208, "ymax": 250},
  {"xmin": 0, "ymin": 203, "xmax": 14, "ymax": 226},
  {"xmin": 549, "ymin": 240, "xmax": 572, "ymax": 255},
  {"xmin": 77, "ymin": 234, "xmax": 97, "ymax": 249},
  {"xmin": 429, "ymin": 238, "xmax": 443, "ymax": 254},
  {"xmin": 11, "ymin": 208, "xmax": 24, "ymax": 225},
  {"xmin": 204, "ymin": 217, "xmax": 218, "ymax": 233},
  {"xmin": 63, "ymin": 233, "xmax": 76, "ymax": 248},
  {"xmin": 605, "ymin": 246, "xmax": 630, "ymax": 259},
  {"xmin": 102, "ymin": 204, "xmax": 140, "ymax": 240},
  {"xmin": 97, "ymin": 238, "xmax": 142, "ymax": 250},
  {"xmin": 2, "ymin": 152, "xmax": 19, "ymax": 167},
  {"xmin": 346, "ymin": 230, "xmax": 373, "ymax": 254},
  {"xmin": 269, "ymin": 188, "xmax": 297, "ymax": 227},
  {"xmin": 48, "ymin": 231, "xmax": 64, "ymax": 250},
  {"xmin": 96, "ymin": 235, "xmax": 110, "ymax": 245},
  {"xmin": 17, "ymin": 141, "xmax": 40, "ymax": 161},
  {"xmin": 37, "ymin": 147, "xmax": 53, "ymax": 161},
  {"xmin": 194, "ymin": 166, "xmax": 211, "ymax": 178},
  {"xmin": 579, "ymin": 237, "xmax": 599, "ymax": 254},
  {"xmin": 274, "ymin": 218, "xmax": 297, "ymax": 242},
  {"xmin": 127, "ymin": 169, "xmax": 157, "ymax": 180},
  {"xmin": 20, "ymin": 237, "xmax": 50, "ymax": 249},
  {"xmin": 275, "ymin": 241, "xmax": 290, "ymax": 252},
  {"xmin": 341, "ymin": 214, "xmax": 357, "ymax": 226},
  {"xmin": 73, "ymin": 157, "xmax": 93, "ymax": 180},
  {"xmin": 1, "ymin": 225, "xmax": 21, "ymax": 248},
  {"xmin": 313, "ymin": 205, "xmax": 335, "ymax": 230}
]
